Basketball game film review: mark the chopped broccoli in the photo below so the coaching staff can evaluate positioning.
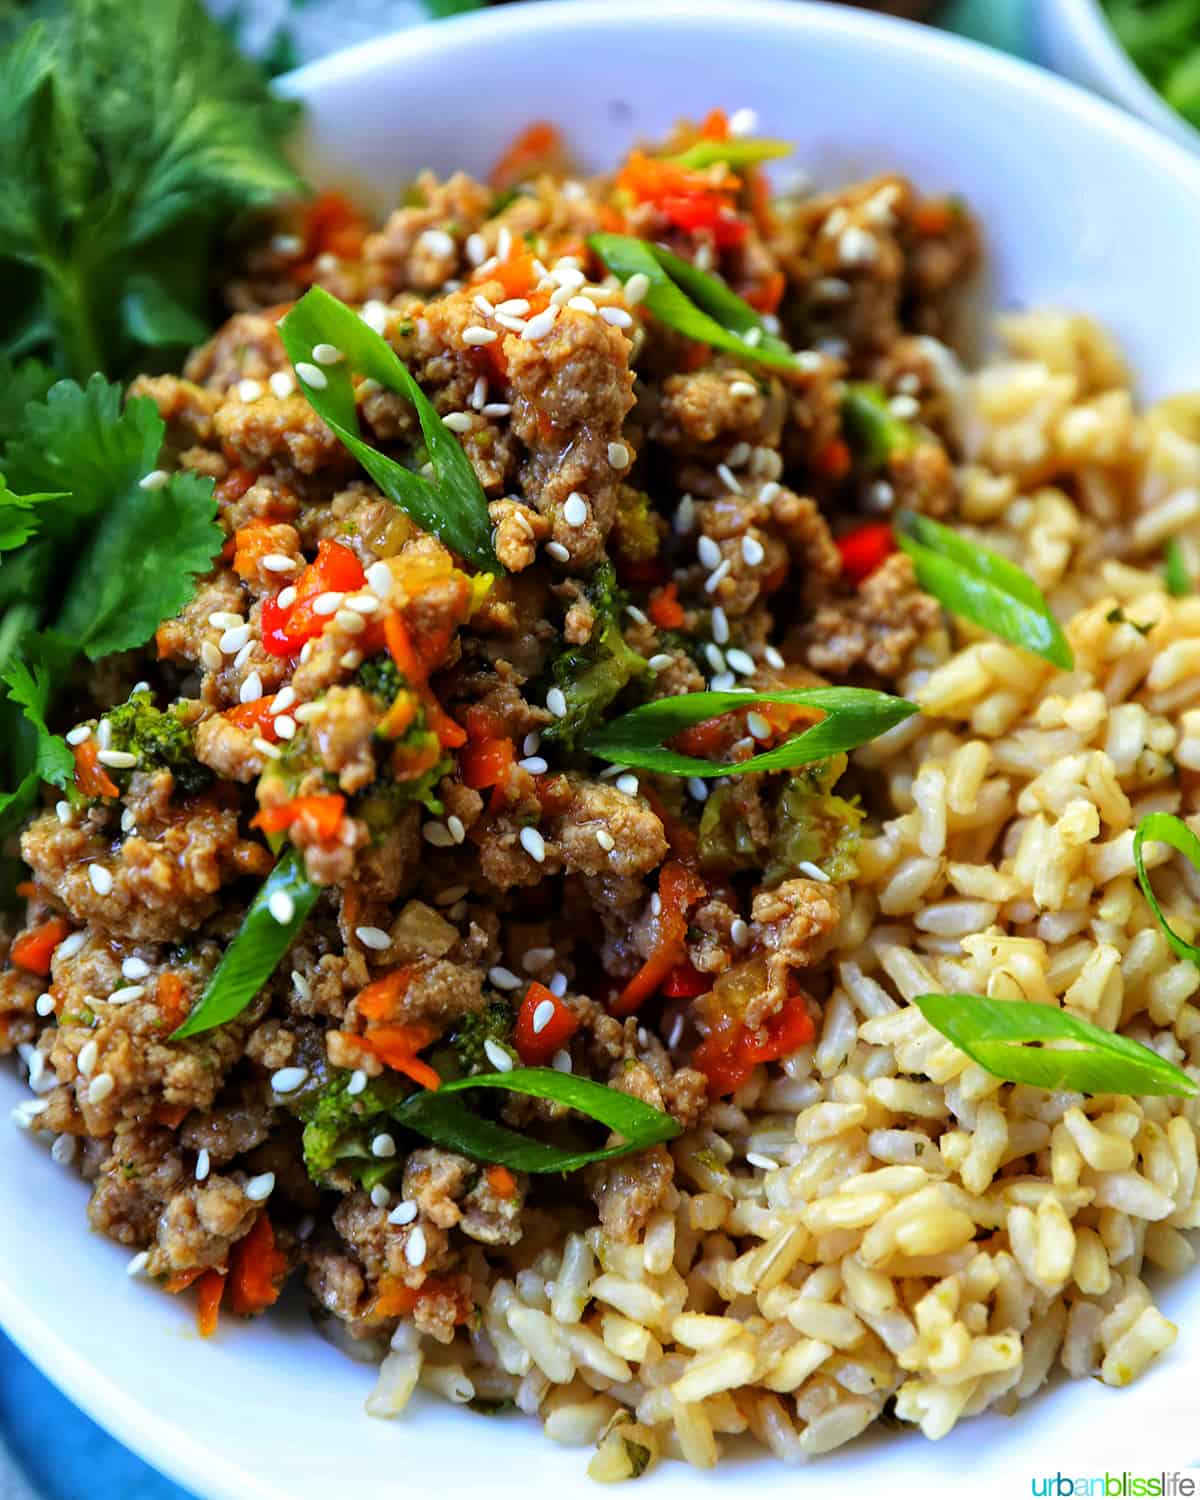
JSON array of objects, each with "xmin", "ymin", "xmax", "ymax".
[
  {"xmin": 541, "ymin": 562, "xmax": 647, "ymax": 750},
  {"xmin": 841, "ymin": 382, "xmax": 918, "ymax": 471},
  {"xmin": 697, "ymin": 782, "xmax": 762, "ymax": 874},
  {"xmin": 355, "ymin": 654, "xmax": 404, "ymax": 705},
  {"xmin": 450, "ymin": 999, "xmax": 515, "ymax": 1073},
  {"xmin": 297, "ymin": 1068, "xmax": 409, "ymax": 1184},
  {"xmin": 611, "ymin": 489, "xmax": 663, "ymax": 565},
  {"xmin": 106, "ymin": 691, "xmax": 210, "ymax": 796}
]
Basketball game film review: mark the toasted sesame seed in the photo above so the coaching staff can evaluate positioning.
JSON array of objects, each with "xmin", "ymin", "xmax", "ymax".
[
  {"xmin": 797, "ymin": 860, "xmax": 830, "ymax": 883},
  {"xmin": 647, "ymin": 653, "xmax": 673, "ymax": 672},
  {"xmin": 530, "ymin": 999, "xmax": 556, "ymax": 1036},
  {"xmin": 419, "ymin": 227, "xmax": 456, "ymax": 258},
  {"xmin": 595, "ymin": 829, "xmax": 615, "ymax": 852},
  {"xmin": 88, "ymin": 864, "xmax": 113, "ymax": 896},
  {"xmin": 234, "ymin": 642, "xmax": 256, "ymax": 672},
  {"xmin": 120, "ymin": 807, "xmax": 136, "ymax": 834},
  {"xmin": 253, "ymin": 737, "xmax": 281, "ymax": 759},
  {"xmin": 51, "ymin": 1132, "xmax": 76, "ymax": 1165},
  {"xmin": 746, "ymin": 1151, "xmax": 779, "ymax": 1171},
  {"xmin": 838, "ymin": 226, "xmax": 877, "ymax": 266},
  {"xmin": 339, "ymin": 649, "xmax": 362, "ymax": 670},
  {"xmin": 126, "ymin": 1250, "xmax": 149, "ymax": 1277},
  {"xmin": 195, "ymin": 1148, "xmax": 211, "ymax": 1182},
  {"xmin": 549, "ymin": 283, "xmax": 574, "ymax": 309},
  {"xmin": 600, "ymin": 306, "xmax": 633, "ymax": 328},
  {"xmin": 747, "ymin": 711, "xmax": 772, "ymax": 742},
  {"xmin": 219, "ymin": 623, "xmax": 252, "ymax": 654},
  {"xmin": 271, "ymin": 1066, "xmax": 308, "ymax": 1095},
  {"xmin": 463, "ymin": 325, "xmax": 498, "ymax": 346},
  {"xmin": 36, "ymin": 992, "xmax": 55, "ymax": 1017},
  {"xmin": 488, "ymin": 965, "xmax": 521, "ymax": 991},
  {"xmin": 549, "ymin": 972, "xmax": 568, "ymax": 998},
  {"xmin": 96, "ymin": 749, "xmax": 137, "ymax": 770},
  {"xmin": 520, "ymin": 826, "xmax": 547, "ymax": 863},
  {"xmin": 694, "ymin": 241, "xmax": 713, "ymax": 272},
  {"xmin": 335, "ymin": 609, "xmax": 366, "ymax": 634},
  {"xmin": 794, "ymin": 349, "xmax": 824, "ymax": 372},
  {"xmin": 274, "ymin": 715, "xmax": 296, "ymax": 741},
  {"xmin": 726, "ymin": 648, "xmax": 756, "ymax": 676},
  {"xmin": 11, "ymin": 1099, "xmax": 49, "ymax": 1128},
  {"xmin": 245, "ymin": 1172, "xmax": 275, "ymax": 1202},
  {"xmin": 240, "ymin": 671, "xmax": 264, "ymax": 704},
  {"xmin": 624, "ymin": 272, "xmax": 650, "ymax": 306},
  {"xmin": 567, "ymin": 295, "xmax": 598, "ymax": 315},
  {"xmin": 650, "ymin": 893, "xmax": 662, "ymax": 917},
  {"xmin": 262, "ymin": 554, "xmax": 298, "ymax": 576},
  {"xmin": 519, "ymin": 755, "xmax": 548, "ymax": 774},
  {"xmin": 729, "ymin": 106, "xmax": 758, "ymax": 136},
  {"xmin": 889, "ymin": 393, "xmax": 920, "ymax": 420},
  {"xmin": 347, "ymin": 1069, "xmax": 367, "ymax": 1098},
  {"xmin": 422, "ymin": 821, "xmax": 455, "ymax": 848},
  {"xmin": 522, "ymin": 948, "xmax": 556, "ymax": 974},
  {"xmin": 66, "ymin": 725, "xmax": 91, "ymax": 746},
  {"xmin": 546, "ymin": 687, "xmax": 568, "ymax": 718},
  {"xmin": 484, "ymin": 1040, "xmax": 514, "ymax": 1073},
  {"xmin": 764, "ymin": 645, "xmax": 785, "ymax": 670},
  {"xmin": 717, "ymin": 463, "xmax": 742, "ymax": 494},
  {"xmin": 545, "ymin": 541, "xmax": 570, "ymax": 563},
  {"xmin": 365, "ymin": 561, "xmax": 393, "ymax": 599},
  {"xmin": 312, "ymin": 591, "xmax": 344, "ymax": 616},
  {"xmin": 406, "ymin": 1225, "xmax": 428, "ymax": 1267},
  {"xmin": 667, "ymin": 1014, "xmax": 686, "ymax": 1050},
  {"xmin": 355, "ymin": 926, "xmax": 392, "ymax": 952},
  {"xmin": 522, "ymin": 732, "xmax": 541, "ymax": 756},
  {"xmin": 866, "ymin": 479, "xmax": 896, "ymax": 512},
  {"xmin": 687, "ymin": 778, "xmax": 709, "ymax": 802},
  {"xmin": 269, "ymin": 370, "xmax": 296, "ymax": 399},
  {"xmin": 77, "ymin": 1039, "xmax": 98, "ymax": 1077},
  {"xmin": 697, "ymin": 534, "xmax": 722, "ymax": 570},
  {"xmin": 469, "ymin": 376, "xmax": 489, "ymax": 410},
  {"xmin": 710, "ymin": 671, "xmax": 736, "ymax": 691},
  {"xmin": 108, "ymin": 985, "xmax": 144, "ymax": 1006},
  {"xmin": 295, "ymin": 361, "xmax": 327, "ymax": 389},
  {"xmin": 139, "ymin": 469, "xmax": 170, "ymax": 491},
  {"xmin": 465, "ymin": 232, "xmax": 487, "ymax": 266},
  {"xmin": 370, "ymin": 1184, "xmax": 391, "ymax": 1209},
  {"xmin": 442, "ymin": 411, "xmax": 474, "ymax": 435},
  {"xmin": 615, "ymin": 773, "xmax": 640, "ymax": 798},
  {"xmin": 58, "ymin": 931, "xmax": 86, "ymax": 960},
  {"xmin": 237, "ymin": 378, "xmax": 263, "ymax": 404},
  {"xmin": 705, "ymin": 559, "xmax": 732, "ymax": 594},
  {"xmin": 730, "ymin": 917, "xmax": 751, "ymax": 948},
  {"xmin": 54, "ymin": 800, "xmax": 73, "ymax": 827},
  {"xmin": 742, "ymin": 535, "xmax": 766, "ymax": 567},
  {"xmin": 275, "ymin": 586, "xmax": 298, "ymax": 611},
  {"xmin": 607, "ymin": 441, "xmax": 631, "ymax": 469},
  {"xmin": 523, "ymin": 307, "xmax": 558, "ymax": 342},
  {"xmin": 704, "ymin": 643, "xmax": 726, "ymax": 674},
  {"xmin": 625, "ymin": 603, "xmax": 649, "ymax": 626},
  {"xmin": 117, "ymin": 958, "xmax": 149, "ymax": 985},
  {"xmin": 389, "ymin": 1199, "xmax": 418, "ymax": 1226},
  {"xmin": 551, "ymin": 1049, "xmax": 572, "ymax": 1073},
  {"xmin": 371, "ymin": 1133, "xmax": 396, "ymax": 1159},
  {"xmin": 496, "ymin": 298, "xmax": 531, "ymax": 317},
  {"xmin": 674, "ymin": 494, "xmax": 696, "ymax": 534},
  {"xmin": 446, "ymin": 815, "xmax": 466, "ymax": 845},
  {"xmin": 95, "ymin": 718, "xmax": 112, "ymax": 750},
  {"xmin": 268, "ymin": 890, "xmax": 295, "ymax": 925},
  {"xmin": 481, "ymin": 402, "xmax": 512, "ymax": 418},
  {"xmin": 729, "ymin": 380, "xmax": 758, "ymax": 399}
]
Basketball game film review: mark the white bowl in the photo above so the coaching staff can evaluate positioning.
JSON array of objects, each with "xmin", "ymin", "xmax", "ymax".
[
  {"xmin": 6, "ymin": 4, "xmax": 1200, "ymax": 1497},
  {"xmin": 1033, "ymin": 0, "xmax": 1200, "ymax": 153}
]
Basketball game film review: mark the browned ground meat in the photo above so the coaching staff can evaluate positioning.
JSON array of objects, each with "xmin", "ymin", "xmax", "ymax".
[{"xmin": 797, "ymin": 553, "xmax": 942, "ymax": 681}]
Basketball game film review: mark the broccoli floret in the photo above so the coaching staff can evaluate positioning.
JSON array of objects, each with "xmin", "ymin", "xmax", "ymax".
[
  {"xmin": 541, "ymin": 562, "xmax": 647, "ymax": 751},
  {"xmin": 450, "ymin": 999, "xmax": 515, "ymax": 1073},
  {"xmin": 106, "ymin": 691, "xmax": 210, "ymax": 797},
  {"xmin": 697, "ymin": 782, "xmax": 762, "ymax": 874},
  {"xmin": 611, "ymin": 489, "xmax": 663, "ymax": 566},
  {"xmin": 297, "ymin": 1068, "xmax": 410, "ymax": 1184},
  {"xmin": 355, "ymin": 654, "xmax": 404, "ymax": 705},
  {"xmin": 842, "ymin": 382, "xmax": 918, "ymax": 471}
]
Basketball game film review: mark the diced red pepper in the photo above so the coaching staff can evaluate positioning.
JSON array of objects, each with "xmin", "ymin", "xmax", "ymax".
[
  {"xmin": 660, "ymin": 195, "xmax": 748, "ymax": 247},
  {"xmin": 10, "ymin": 917, "xmax": 73, "ymax": 976},
  {"xmin": 486, "ymin": 1165, "xmax": 517, "ymax": 1199},
  {"xmin": 261, "ymin": 539, "xmax": 366, "ymax": 657},
  {"xmin": 694, "ymin": 990, "xmax": 815, "ymax": 1097},
  {"xmin": 514, "ymin": 980, "xmax": 579, "ymax": 1067},
  {"xmin": 816, "ymin": 438, "xmax": 852, "ymax": 481},
  {"xmin": 836, "ymin": 522, "xmax": 896, "ymax": 587},
  {"xmin": 355, "ymin": 966, "xmax": 415, "ymax": 1022},
  {"xmin": 302, "ymin": 189, "xmax": 370, "ymax": 264},
  {"xmin": 612, "ymin": 863, "xmax": 707, "ymax": 1016},
  {"xmin": 156, "ymin": 973, "xmax": 191, "ymax": 1032},
  {"xmin": 459, "ymin": 737, "xmax": 514, "ymax": 792},
  {"xmin": 661, "ymin": 961, "xmax": 710, "ymax": 999},
  {"xmin": 251, "ymin": 793, "xmax": 346, "ymax": 842},
  {"xmin": 222, "ymin": 699, "xmax": 280, "ymax": 744},
  {"xmin": 647, "ymin": 582, "xmax": 685, "ymax": 630}
]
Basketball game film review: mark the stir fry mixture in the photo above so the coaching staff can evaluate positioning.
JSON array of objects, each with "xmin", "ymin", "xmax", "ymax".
[{"xmin": 6, "ymin": 0, "xmax": 1200, "ymax": 1479}]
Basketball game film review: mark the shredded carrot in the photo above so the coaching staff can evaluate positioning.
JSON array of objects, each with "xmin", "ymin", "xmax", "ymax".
[
  {"xmin": 196, "ymin": 1269, "xmax": 226, "ymax": 1338},
  {"xmin": 252, "ymin": 793, "xmax": 346, "ymax": 843},
  {"xmin": 164, "ymin": 1267, "xmax": 204, "ymax": 1295},
  {"xmin": 486, "ymin": 1165, "xmax": 517, "ymax": 1200},
  {"xmin": 459, "ymin": 736, "xmax": 514, "ymax": 793},
  {"xmin": 153, "ymin": 1103, "xmax": 190, "ymax": 1129},
  {"xmin": 383, "ymin": 611, "xmax": 425, "ymax": 684},
  {"xmin": 490, "ymin": 121, "xmax": 563, "ymax": 192},
  {"xmin": 368, "ymin": 1276, "xmax": 420, "ymax": 1321},
  {"xmin": 73, "ymin": 739, "xmax": 119, "ymax": 799},
  {"xmin": 355, "ymin": 966, "xmax": 415, "ymax": 1022},
  {"xmin": 612, "ymin": 862, "xmax": 707, "ymax": 1016},
  {"xmin": 232, "ymin": 521, "xmax": 283, "ymax": 581},
  {"xmin": 14, "ymin": 880, "xmax": 37, "ymax": 900},
  {"xmin": 156, "ymin": 972, "xmax": 191, "ymax": 1032},
  {"xmin": 698, "ymin": 107, "xmax": 729, "ymax": 141},
  {"xmin": 216, "ymin": 467, "xmax": 259, "ymax": 505},
  {"xmin": 743, "ymin": 267, "xmax": 785, "ymax": 315},
  {"xmin": 222, "ymin": 698, "xmax": 280, "ymax": 743},
  {"xmin": 816, "ymin": 437, "xmax": 852, "ymax": 481},
  {"xmin": 227, "ymin": 1212, "xmax": 288, "ymax": 1317},
  {"xmin": 647, "ymin": 582, "xmax": 686, "ymax": 630},
  {"xmin": 11, "ymin": 917, "xmax": 72, "ymax": 976},
  {"xmin": 360, "ymin": 1022, "xmax": 442, "ymax": 1091}
]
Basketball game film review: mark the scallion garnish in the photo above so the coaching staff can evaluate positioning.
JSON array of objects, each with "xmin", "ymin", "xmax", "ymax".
[
  {"xmin": 587, "ymin": 233, "xmax": 797, "ymax": 372},
  {"xmin": 395, "ymin": 1067, "xmax": 681, "ymax": 1172},
  {"xmin": 583, "ymin": 686, "xmax": 917, "ymax": 778},
  {"xmin": 914, "ymin": 992, "xmax": 1195, "ymax": 1097},
  {"xmin": 1166, "ymin": 537, "xmax": 1192, "ymax": 597},
  {"xmin": 1133, "ymin": 811, "xmax": 1200, "ymax": 965},
  {"xmin": 669, "ymin": 138, "xmax": 792, "ymax": 172},
  {"xmin": 171, "ymin": 848, "xmax": 319, "ymax": 1039},
  {"xmin": 842, "ymin": 382, "xmax": 918, "ymax": 469},
  {"xmin": 895, "ymin": 510, "xmax": 1074, "ymax": 670},
  {"xmin": 278, "ymin": 287, "xmax": 500, "ymax": 574}
]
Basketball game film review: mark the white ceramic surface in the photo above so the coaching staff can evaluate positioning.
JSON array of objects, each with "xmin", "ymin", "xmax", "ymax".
[
  {"xmin": 5, "ymin": 4, "xmax": 1200, "ymax": 1497},
  {"xmin": 1032, "ymin": 0, "xmax": 1200, "ymax": 153}
]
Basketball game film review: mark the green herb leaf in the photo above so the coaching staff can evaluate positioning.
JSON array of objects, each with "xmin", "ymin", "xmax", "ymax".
[
  {"xmin": 842, "ymin": 383, "xmax": 918, "ymax": 469},
  {"xmin": 171, "ymin": 849, "xmax": 320, "ymax": 1038},
  {"xmin": 914, "ymin": 992, "xmax": 1196, "ymax": 1097},
  {"xmin": 278, "ymin": 287, "xmax": 500, "ymax": 573},
  {"xmin": 584, "ymin": 686, "xmax": 917, "ymax": 778},
  {"xmin": 587, "ymin": 233, "xmax": 798, "ymax": 372},
  {"xmin": 1133, "ymin": 811, "xmax": 1200, "ymax": 965},
  {"xmin": 541, "ymin": 561, "xmax": 646, "ymax": 749},
  {"xmin": 895, "ymin": 510, "xmax": 1074, "ymax": 670},
  {"xmin": 1165, "ymin": 537, "xmax": 1192, "ymax": 597},
  {"xmin": 0, "ymin": 653, "xmax": 74, "ymax": 821},
  {"xmin": 395, "ymin": 1067, "xmax": 682, "ymax": 1173},
  {"xmin": 670, "ymin": 138, "xmax": 792, "ymax": 171}
]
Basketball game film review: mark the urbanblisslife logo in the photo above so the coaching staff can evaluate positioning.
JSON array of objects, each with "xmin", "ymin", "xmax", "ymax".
[{"xmin": 1030, "ymin": 1475, "xmax": 1197, "ymax": 1497}]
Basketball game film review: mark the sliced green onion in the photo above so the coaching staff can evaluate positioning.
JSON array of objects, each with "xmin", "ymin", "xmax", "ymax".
[
  {"xmin": 1166, "ymin": 537, "xmax": 1192, "ymax": 597},
  {"xmin": 914, "ymin": 992, "xmax": 1195, "ymax": 1097},
  {"xmin": 278, "ymin": 287, "xmax": 500, "ymax": 573},
  {"xmin": 842, "ymin": 383, "xmax": 918, "ymax": 469},
  {"xmin": 895, "ymin": 510, "xmax": 1074, "ymax": 670},
  {"xmin": 395, "ymin": 1067, "xmax": 682, "ymax": 1172},
  {"xmin": 171, "ymin": 848, "xmax": 319, "ymax": 1039},
  {"xmin": 669, "ymin": 138, "xmax": 792, "ymax": 171},
  {"xmin": 584, "ymin": 686, "xmax": 917, "ymax": 778},
  {"xmin": 1133, "ymin": 811, "xmax": 1200, "ymax": 965},
  {"xmin": 587, "ymin": 233, "xmax": 797, "ymax": 372}
]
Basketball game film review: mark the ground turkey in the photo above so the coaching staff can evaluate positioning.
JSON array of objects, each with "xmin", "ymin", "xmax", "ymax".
[{"xmin": 587, "ymin": 1061, "xmax": 675, "ymax": 1243}]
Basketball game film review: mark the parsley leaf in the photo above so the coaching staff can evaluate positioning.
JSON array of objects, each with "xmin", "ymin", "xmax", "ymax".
[{"xmin": 0, "ymin": 0, "xmax": 303, "ymax": 379}]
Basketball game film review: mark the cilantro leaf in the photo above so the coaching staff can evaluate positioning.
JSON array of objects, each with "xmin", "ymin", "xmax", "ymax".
[
  {"xmin": 0, "ymin": 356, "xmax": 56, "ymax": 447},
  {"xmin": 0, "ymin": 656, "xmax": 73, "ymax": 792}
]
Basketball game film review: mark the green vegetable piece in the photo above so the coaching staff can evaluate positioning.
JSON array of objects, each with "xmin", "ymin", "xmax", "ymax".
[
  {"xmin": 669, "ymin": 138, "xmax": 792, "ymax": 171},
  {"xmin": 894, "ymin": 509, "xmax": 1074, "ymax": 670},
  {"xmin": 765, "ymin": 776, "xmax": 864, "ymax": 886},
  {"xmin": 914, "ymin": 992, "xmax": 1196, "ymax": 1097},
  {"xmin": 450, "ymin": 999, "xmax": 516, "ymax": 1073},
  {"xmin": 1164, "ymin": 48, "xmax": 1200, "ymax": 127},
  {"xmin": 584, "ymin": 686, "xmax": 917, "ymax": 778},
  {"xmin": 587, "ymin": 233, "xmax": 798, "ymax": 372},
  {"xmin": 1133, "ymin": 811, "xmax": 1200, "ymax": 965},
  {"xmin": 842, "ymin": 383, "xmax": 918, "ymax": 470},
  {"xmin": 105, "ymin": 691, "xmax": 210, "ymax": 797},
  {"xmin": 278, "ymin": 287, "xmax": 500, "ymax": 573},
  {"xmin": 697, "ymin": 782, "xmax": 762, "ymax": 875},
  {"xmin": 395, "ymin": 1068, "xmax": 682, "ymax": 1172},
  {"xmin": 1165, "ymin": 537, "xmax": 1192, "ymax": 597},
  {"xmin": 298, "ymin": 1068, "xmax": 409, "ymax": 1183},
  {"xmin": 0, "ymin": 656, "xmax": 74, "ymax": 826},
  {"xmin": 542, "ymin": 561, "xmax": 647, "ymax": 750},
  {"xmin": 171, "ymin": 848, "xmax": 320, "ymax": 1038},
  {"xmin": 355, "ymin": 654, "xmax": 405, "ymax": 705}
]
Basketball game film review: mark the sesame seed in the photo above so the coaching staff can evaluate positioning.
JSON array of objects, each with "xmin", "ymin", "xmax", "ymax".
[
  {"xmin": 36, "ymin": 992, "xmax": 55, "ymax": 1017},
  {"xmin": 647, "ymin": 653, "xmax": 673, "ymax": 672},
  {"xmin": 546, "ymin": 687, "xmax": 568, "ymax": 718},
  {"xmin": 488, "ymin": 965, "xmax": 522, "ymax": 992},
  {"xmin": 497, "ymin": 227, "xmax": 513, "ymax": 260},
  {"xmin": 312, "ymin": 591, "xmax": 344, "ymax": 616},
  {"xmin": 549, "ymin": 283, "xmax": 574, "ymax": 309},
  {"xmin": 697, "ymin": 535, "xmax": 722, "ymax": 570},
  {"xmin": 520, "ymin": 826, "xmax": 547, "ymax": 863},
  {"xmin": 120, "ymin": 808, "xmax": 136, "ymax": 835},
  {"xmin": 687, "ymin": 778, "xmax": 710, "ymax": 802},
  {"xmin": 419, "ymin": 228, "xmax": 456, "ymax": 259},
  {"xmin": 271, "ymin": 1066, "xmax": 308, "ymax": 1094},
  {"xmin": 268, "ymin": 890, "xmax": 295, "ymax": 925},
  {"xmin": 747, "ymin": 712, "xmax": 772, "ymax": 742},
  {"xmin": 406, "ymin": 1226, "xmax": 428, "ymax": 1268},
  {"xmin": 710, "ymin": 671, "xmax": 736, "ymax": 691},
  {"xmin": 717, "ymin": 463, "xmax": 742, "ymax": 494},
  {"xmin": 650, "ymin": 893, "xmax": 662, "ymax": 916},
  {"xmin": 704, "ymin": 643, "xmax": 726, "ymax": 674},
  {"xmin": 729, "ymin": 106, "xmax": 758, "ymax": 136},
  {"xmin": 55, "ymin": 801, "xmax": 73, "ymax": 825},
  {"xmin": 126, "ymin": 1250, "xmax": 149, "ymax": 1277},
  {"xmin": 889, "ymin": 393, "xmax": 920, "ymax": 420},
  {"xmin": 77, "ymin": 1040, "xmax": 98, "ymax": 1077},
  {"xmin": 219, "ymin": 623, "xmax": 252, "ymax": 654},
  {"xmin": 236, "ymin": 379, "xmax": 263, "ymax": 403},
  {"xmin": 95, "ymin": 719, "xmax": 112, "ymax": 750},
  {"xmin": 276, "ymin": 587, "xmax": 299, "ymax": 611},
  {"xmin": 269, "ymin": 686, "xmax": 295, "ymax": 715},
  {"xmin": 195, "ymin": 1148, "xmax": 210, "ymax": 1182},
  {"xmin": 545, "ymin": 541, "xmax": 570, "ymax": 562},
  {"xmin": 11, "ymin": 1099, "xmax": 48, "ymax": 1129},
  {"xmin": 274, "ymin": 715, "xmax": 296, "ymax": 740},
  {"xmin": 422, "ymin": 821, "xmax": 455, "ymax": 848},
  {"xmin": 729, "ymin": 380, "xmax": 757, "ymax": 399},
  {"xmin": 624, "ymin": 272, "xmax": 650, "ymax": 306},
  {"xmin": 389, "ymin": 1200, "xmax": 418, "ymax": 1226},
  {"xmin": 339, "ymin": 650, "xmax": 362, "ymax": 670},
  {"xmin": 742, "ymin": 535, "xmax": 766, "ymax": 566},
  {"xmin": 253, "ymin": 737, "xmax": 281, "ymax": 759},
  {"xmin": 442, "ymin": 411, "xmax": 473, "ymax": 434},
  {"xmin": 138, "ymin": 469, "xmax": 170, "ymax": 491},
  {"xmin": 595, "ymin": 829, "xmax": 615, "ymax": 852},
  {"xmin": 675, "ymin": 494, "xmax": 696, "ymax": 534},
  {"xmin": 607, "ymin": 441, "xmax": 631, "ymax": 469},
  {"xmin": 51, "ymin": 1132, "xmax": 75, "ymax": 1165},
  {"xmin": 764, "ymin": 645, "xmax": 786, "ymax": 670},
  {"xmin": 295, "ymin": 362, "xmax": 327, "ymax": 389},
  {"xmin": 567, "ymin": 295, "xmax": 598, "ymax": 315},
  {"xmin": 551, "ymin": 1049, "xmax": 572, "ymax": 1073},
  {"xmin": 234, "ymin": 642, "xmax": 256, "ymax": 671},
  {"xmin": 497, "ymin": 298, "xmax": 531, "ymax": 317},
  {"xmin": 262, "ymin": 554, "xmax": 298, "ymax": 575},
  {"xmin": 66, "ymin": 725, "xmax": 91, "ymax": 746},
  {"xmin": 600, "ymin": 306, "xmax": 633, "ymax": 328},
  {"xmin": 347, "ymin": 1069, "xmax": 367, "ymax": 1097},
  {"xmin": 484, "ymin": 1040, "xmax": 514, "ymax": 1073},
  {"xmin": 726, "ymin": 648, "xmax": 757, "ymax": 676},
  {"xmin": 705, "ymin": 559, "xmax": 732, "ymax": 594},
  {"xmin": 447, "ymin": 815, "xmax": 466, "ymax": 845},
  {"xmin": 269, "ymin": 371, "xmax": 296, "ymax": 399},
  {"xmin": 481, "ymin": 402, "xmax": 511, "ymax": 418},
  {"xmin": 469, "ymin": 376, "xmax": 488, "ymax": 410},
  {"xmin": 549, "ymin": 972, "xmax": 568, "ymax": 998},
  {"xmin": 839, "ymin": 226, "xmax": 877, "ymax": 266},
  {"xmin": 746, "ymin": 1152, "xmax": 779, "ymax": 1172},
  {"xmin": 88, "ymin": 864, "xmax": 113, "ymax": 896},
  {"xmin": 108, "ymin": 985, "xmax": 144, "ymax": 1005},
  {"xmin": 530, "ymin": 999, "xmax": 556, "ymax": 1035},
  {"xmin": 797, "ymin": 860, "xmax": 830, "ymax": 883},
  {"xmin": 58, "ymin": 932, "xmax": 86, "ymax": 960},
  {"xmin": 365, "ymin": 561, "xmax": 394, "ymax": 598},
  {"xmin": 668, "ymin": 1014, "xmax": 686, "ymax": 1049},
  {"xmin": 240, "ymin": 672, "xmax": 264, "ymax": 704},
  {"xmin": 335, "ymin": 609, "xmax": 366, "ymax": 634},
  {"xmin": 694, "ymin": 242, "xmax": 713, "ymax": 271},
  {"xmin": 522, "ymin": 948, "xmax": 556, "ymax": 973},
  {"xmin": 465, "ymin": 232, "xmax": 487, "ymax": 266},
  {"xmin": 463, "ymin": 326, "xmax": 497, "ymax": 346},
  {"xmin": 559, "ymin": 492, "xmax": 589, "ymax": 529},
  {"xmin": 519, "ymin": 756, "xmax": 548, "ymax": 774},
  {"xmin": 245, "ymin": 1172, "xmax": 275, "ymax": 1202},
  {"xmin": 371, "ymin": 1133, "xmax": 396, "ymax": 1159},
  {"xmin": 523, "ymin": 307, "xmax": 558, "ymax": 342},
  {"xmin": 731, "ymin": 917, "xmax": 751, "ymax": 947},
  {"xmin": 626, "ymin": 604, "xmax": 649, "ymax": 626},
  {"xmin": 370, "ymin": 1184, "xmax": 391, "ymax": 1209},
  {"xmin": 96, "ymin": 749, "xmax": 137, "ymax": 770},
  {"xmin": 355, "ymin": 925, "xmax": 392, "ymax": 951},
  {"xmin": 616, "ymin": 773, "xmax": 640, "ymax": 798},
  {"xmin": 522, "ymin": 731, "xmax": 541, "ymax": 756}
]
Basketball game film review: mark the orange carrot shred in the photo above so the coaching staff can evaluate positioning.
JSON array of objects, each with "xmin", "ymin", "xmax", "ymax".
[
  {"xmin": 196, "ymin": 1269, "xmax": 225, "ymax": 1338},
  {"xmin": 11, "ymin": 917, "xmax": 72, "ymax": 976},
  {"xmin": 227, "ymin": 1213, "xmax": 287, "ymax": 1317}
]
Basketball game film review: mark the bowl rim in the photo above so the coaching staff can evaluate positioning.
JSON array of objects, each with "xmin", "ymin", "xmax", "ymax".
[{"xmin": 10, "ymin": 4, "xmax": 1200, "ymax": 1497}]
